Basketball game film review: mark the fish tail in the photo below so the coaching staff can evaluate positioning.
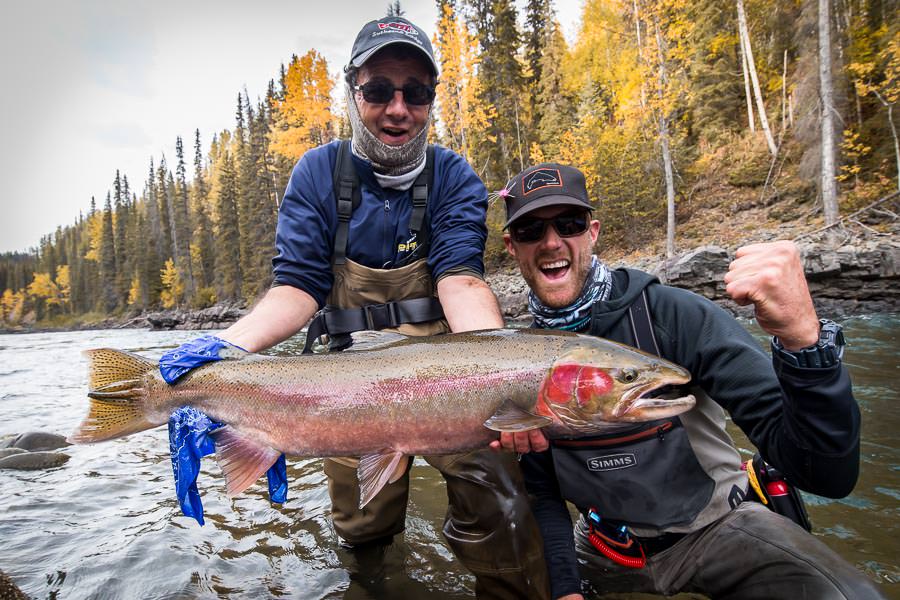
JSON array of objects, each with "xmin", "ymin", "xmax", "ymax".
[{"xmin": 69, "ymin": 348, "xmax": 157, "ymax": 443}]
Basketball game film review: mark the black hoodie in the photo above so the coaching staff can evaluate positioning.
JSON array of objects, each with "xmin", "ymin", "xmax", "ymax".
[{"xmin": 521, "ymin": 268, "xmax": 860, "ymax": 599}]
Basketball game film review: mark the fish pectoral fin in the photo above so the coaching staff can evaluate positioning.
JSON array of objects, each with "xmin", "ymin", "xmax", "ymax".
[
  {"xmin": 483, "ymin": 399, "xmax": 553, "ymax": 433},
  {"xmin": 357, "ymin": 451, "xmax": 408, "ymax": 509},
  {"xmin": 210, "ymin": 426, "xmax": 281, "ymax": 497}
]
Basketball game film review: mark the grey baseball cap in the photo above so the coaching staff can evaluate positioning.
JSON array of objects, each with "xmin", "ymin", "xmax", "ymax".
[{"xmin": 346, "ymin": 16, "xmax": 438, "ymax": 76}]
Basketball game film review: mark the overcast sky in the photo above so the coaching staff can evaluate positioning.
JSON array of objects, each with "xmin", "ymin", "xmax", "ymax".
[{"xmin": 0, "ymin": 0, "xmax": 582, "ymax": 254}]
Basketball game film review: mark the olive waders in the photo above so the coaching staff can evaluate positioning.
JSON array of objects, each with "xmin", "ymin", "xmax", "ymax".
[{"xmin": 321, "ymin": 257, "xmax": 550, "ymax": 599}]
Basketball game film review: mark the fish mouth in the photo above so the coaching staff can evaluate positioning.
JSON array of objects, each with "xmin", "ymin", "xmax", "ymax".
[{"xmin": 613, "ymin": 371, "xmax": 695, "ymax": 420}]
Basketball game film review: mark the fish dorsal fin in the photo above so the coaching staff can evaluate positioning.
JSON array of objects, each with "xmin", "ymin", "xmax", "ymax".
[
  {"xmin": 218, "ymin": 345, "xmax": 249, "ymax": 360},
  {"xmin": 210, "ymin": 426, "xmax": 281, "ymax": 497},
  {"xmin": 484, "ymin": 399, "xmax": 553, "ymax": 432},
  {"xmin": 345, "ymin": 330, "xmax": 410, "ymax": 352},
  {"xmin": 357, "ymin": 452, "xmax": 409, "ymax": 508}
]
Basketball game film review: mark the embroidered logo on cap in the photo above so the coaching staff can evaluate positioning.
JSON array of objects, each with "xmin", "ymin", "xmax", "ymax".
[
  {"xmin": 522, "ymin": 168, "xmax": 562, "ymax": 195},
  {"xmin": 378, "ymin": 22, "xmax": 418, "ymax": 35}
]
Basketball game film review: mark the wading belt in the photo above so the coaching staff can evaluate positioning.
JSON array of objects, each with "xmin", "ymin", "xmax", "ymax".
[
  {"xmin": 331, "ymin": 140, "xmax": 435, "ymax": 266},
  {"xmin": 302, "ymin": 296, "xmax": 445, "ymax": 354}
]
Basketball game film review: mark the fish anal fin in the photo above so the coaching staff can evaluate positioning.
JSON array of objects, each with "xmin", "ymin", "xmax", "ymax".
[
  {"xmin": 357, "ymin": 451, "xmax": 408, "ymax": 509},
  {"xmin": 484, "ymin": 399, "xmax": 553, "ymax": 432},
  {"xmin": 210, "ymin": 426, "xmax": 280, "ymax": 497}
]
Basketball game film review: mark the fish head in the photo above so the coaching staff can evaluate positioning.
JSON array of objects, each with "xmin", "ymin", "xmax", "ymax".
[{"xmin": 537, "ymin": 338, "xmax": 696, "ymax": 435}]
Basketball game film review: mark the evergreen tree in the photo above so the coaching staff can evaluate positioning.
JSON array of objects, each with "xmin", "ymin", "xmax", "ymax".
[
  {"xmin": 174, "ymin": 136, "xmax": 196, "ymax": 302},
  {"xmin": 99, "ymin": 192, "xmax": 118, "ymax": 312},
  {"xmin": 192, "ymin": 128, "xmax": 216, "ymax": 294},
  {"xmin": 467, "ymin": 0, "xmax": 527, "ymax": 188},
  {"xmin": 214, "ymin": 150, "xmax": 243, "ymax": 300}
]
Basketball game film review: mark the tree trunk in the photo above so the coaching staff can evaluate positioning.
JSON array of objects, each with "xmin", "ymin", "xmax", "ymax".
[
  {"xmin": 737, "ymin": 0, "xmax": 778, "ymax": 156},
  {"xmin": 633, "ymin": 0, "xmax": 647, "ymax": 110},
  {"xmin": 818, "ymin": 0, "xmax": 839, "ymax": 225},
  {"xmin": 654, "ymin": 21, "xmax": 677, "ymax": 260},
  {"xmin": 739, "ymin": 25, "xmax": 755, "ymax": 132},
  {"xmin": 873, "ymin": 91, "xmax": 900, "ymax": 193}
]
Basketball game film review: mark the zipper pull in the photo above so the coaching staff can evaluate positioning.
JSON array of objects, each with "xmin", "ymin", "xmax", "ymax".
[
  {"xmin": 657, "ymin": 425, "xmax": 666, "ymax": 442},
  {"xmin": 384, "ymin": 199, "xmax": 390, "ymax": 211}
]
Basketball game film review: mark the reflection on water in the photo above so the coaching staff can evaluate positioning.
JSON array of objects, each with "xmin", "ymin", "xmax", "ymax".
[{"xmin": 0, "ymin": 317, "xmax": 896, "ymax": 599}]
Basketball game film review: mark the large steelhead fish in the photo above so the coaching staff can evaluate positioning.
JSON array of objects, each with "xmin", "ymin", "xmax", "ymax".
[{"xmin": 70, "ymin": 328, "xmax": 695, "ymax": 507}]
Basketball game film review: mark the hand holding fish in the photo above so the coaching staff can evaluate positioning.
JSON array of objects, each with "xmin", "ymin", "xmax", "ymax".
[
  {"xmin": 724, "ymin": 241, "xmax": 820, "ymax": 350},
  {"xmin": 490, "ymin": 430, "xmax": 549, "ymax": 453}
]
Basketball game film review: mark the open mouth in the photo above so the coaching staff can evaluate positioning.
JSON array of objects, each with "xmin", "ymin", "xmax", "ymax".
[
  {"xmin": 540, "ymin": 259, "xmax": 570, "ymax": 281},
  {"xmin": 380, "ymin": 127, "xmax": 408, "ymax": 143},
  {"xmin": 613, "ymin": 376, "xmax": 695, "ymax": 419}
]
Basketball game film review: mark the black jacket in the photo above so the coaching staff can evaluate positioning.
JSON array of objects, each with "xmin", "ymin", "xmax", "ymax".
[{"xmin": 521, "ymin": 268, "xmax": 860, "ymax": 598}]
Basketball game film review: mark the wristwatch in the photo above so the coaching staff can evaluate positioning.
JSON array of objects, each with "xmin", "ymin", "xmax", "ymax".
[{"xmin": 771, "ymin": 319, "xmax": 845, "ymax": 368}]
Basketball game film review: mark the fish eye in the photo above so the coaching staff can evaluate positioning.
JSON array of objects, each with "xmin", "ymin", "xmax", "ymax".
[{"xmin": 618, "ymin": 368, "xmax": 638, "ymax": 383}]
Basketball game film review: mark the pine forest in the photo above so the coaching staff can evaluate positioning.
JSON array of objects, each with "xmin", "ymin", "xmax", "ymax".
[{"xmin": 2, "ymin": 0, "xmax": 898, "ymax": 328}]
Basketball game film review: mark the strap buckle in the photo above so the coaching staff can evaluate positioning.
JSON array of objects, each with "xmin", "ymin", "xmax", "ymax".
[{"xmin": 363, "ymin": 302, "xmax": 400, "ymax": 330}]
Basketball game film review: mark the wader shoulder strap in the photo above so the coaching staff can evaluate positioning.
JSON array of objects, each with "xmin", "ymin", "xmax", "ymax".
[
  {"xmin": 302, "ymin": 296, "xmax": 445, "ymax": 354},
  {"xmin": 627, "ymin": 290, "xmax": 661, "ymax": 357},
  {"xmin": 395, "ymin": 144, "xmax": 435, "ymax": 267},
  {"xmin": 332, "ymin": 140, "xmax": 360, "ymax": 266}
]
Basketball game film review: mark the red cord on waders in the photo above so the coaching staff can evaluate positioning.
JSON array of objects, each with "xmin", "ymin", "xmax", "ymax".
[{"xmin": 586, "ymin": 508, "xmax": 647, "ymax": 569}]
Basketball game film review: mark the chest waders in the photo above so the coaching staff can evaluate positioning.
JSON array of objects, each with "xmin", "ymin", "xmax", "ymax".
[
  {"xmin": 567, "ymin": 291, "xmax": 883, "ymax": 600},
  {"xmin": 315, "ymin": 141, "xmax": 549, "ymax": 599}
]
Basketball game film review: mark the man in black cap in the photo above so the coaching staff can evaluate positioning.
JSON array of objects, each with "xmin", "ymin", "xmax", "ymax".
[
  {"xmin": 159, "ymin": 14, "xmax": 549, "ymax": 599},
  {"xmin": 496, "ymin": 162, "xmax": 883, "ymax": 599}
]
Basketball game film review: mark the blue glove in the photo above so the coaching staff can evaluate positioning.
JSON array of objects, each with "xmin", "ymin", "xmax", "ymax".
[
  {"xmin": 159, "ymin": 335, "xmax": 247, "ymax": 384},
  {"xmin": 168, "ymin": 407, "xmax": 288, "ymax": 525},
  {"xmin": 163, "ymin": 336, "xmax": 288, "ymax": 525}
]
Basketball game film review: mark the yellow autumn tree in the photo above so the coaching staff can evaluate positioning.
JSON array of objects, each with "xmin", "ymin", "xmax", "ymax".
[
  {"xmin": 269, "ymin": 49, "xmax": 336, "ymax": 161},
  {"xmin": 433, "ymin": 1, "xmax": 494, "ymax": 163},
  {"xmin": 56, "ymin": 265, "xmax": 71, "ymax": 309},
  {"xmin": 159, "ymin": 258, "xmax": 184, "ymax": 309},
  {"xmin": 28, "ymin": 272, "xmax": 62, "ymax": 306},
  {"xmin": 83, "ymin": 211, "xmax": 104, "ymax": 262}
]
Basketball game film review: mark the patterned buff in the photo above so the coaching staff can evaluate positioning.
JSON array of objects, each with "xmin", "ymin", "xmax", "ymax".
[
  {"xmin": 528, "ymin": 255, "xmax": 613, "ymax": 331},
  {"xmin": 345, "ymin": 82, "xmax": 432, "ymax": 177}
]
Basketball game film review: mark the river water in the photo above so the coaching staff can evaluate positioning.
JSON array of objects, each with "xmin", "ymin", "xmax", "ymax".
[{"xmin": 0, "ymin": 316, "xmax": 897, "ymax": 599}]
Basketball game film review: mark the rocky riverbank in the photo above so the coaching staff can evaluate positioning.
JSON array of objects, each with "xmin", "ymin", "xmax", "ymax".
[
  {"xmin": 6, "ymin": 239, "xmax": 894, "ymax": 334},
  {"xmin": 140, "ymin": 239, "xmax": 898, "ymax": 330}
]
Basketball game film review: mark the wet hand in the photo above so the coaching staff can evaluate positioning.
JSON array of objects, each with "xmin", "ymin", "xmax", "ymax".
[
  {"xmin": 724, "ymin": 241, "xmax": 819, "ymax": 349},
  {"xmin": 489, "ymin": 429, "xmax": 550, "ymax": 453}
]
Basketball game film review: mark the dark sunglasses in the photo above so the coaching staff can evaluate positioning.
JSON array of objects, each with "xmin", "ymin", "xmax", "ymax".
[
  {"xmin": 353, "ymin": 78, "xmax": 436, "ymax": 106},
  {"xmin": 510, "ymin": 211, "xmax": 590, "ymax": 243}
]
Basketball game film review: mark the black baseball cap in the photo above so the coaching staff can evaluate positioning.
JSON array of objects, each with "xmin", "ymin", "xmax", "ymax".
[
  {"xmin": 503, "ymin": 163, "xmax": 594, "ymax": 227},
  {"xmin": 346, "ymin": 16, "xmax": 438, "ymax": 77}
]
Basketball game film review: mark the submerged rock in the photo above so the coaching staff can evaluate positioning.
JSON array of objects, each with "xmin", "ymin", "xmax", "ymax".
[
  {"xmin": 1, "ymin": 431, "xmax": 70, "ymax": 452},
  {"xmin": 0, "ymin": 451, "xmax": 70, "ymax": 470},
  {"xmin": 0, "ymin": 448, "xmax": 27, "ymax": 459}
]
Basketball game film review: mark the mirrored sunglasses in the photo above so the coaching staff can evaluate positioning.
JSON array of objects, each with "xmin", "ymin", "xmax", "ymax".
[
  {"xmin": 353, "ymin": 79, "xmax": 436, "ymax": 106},
  {"xmin": 510, "ymin": 211, "xmax": 590, "ymax": 243}
]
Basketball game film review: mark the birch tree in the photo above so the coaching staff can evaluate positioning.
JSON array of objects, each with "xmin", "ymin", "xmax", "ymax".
[
  {"xmin": 737, "ymin": 0, "xmax": 777, "ymax": 155},
  {"xmin": 818, "ymin": 0, "xmax": 839, "ymax": 225}
]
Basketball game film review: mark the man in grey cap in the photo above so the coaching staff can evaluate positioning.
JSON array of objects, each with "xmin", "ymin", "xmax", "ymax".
[{"xmin": 159, "ymin": 14, "xmax": 549, "ymax": 599}]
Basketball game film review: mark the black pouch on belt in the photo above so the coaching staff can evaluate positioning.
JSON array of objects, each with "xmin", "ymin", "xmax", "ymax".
[{"xmin": 744, "ymin": 453, "xmax": 812, "ymax": 532}]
